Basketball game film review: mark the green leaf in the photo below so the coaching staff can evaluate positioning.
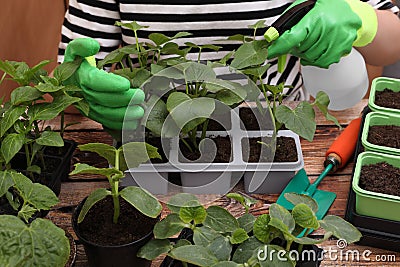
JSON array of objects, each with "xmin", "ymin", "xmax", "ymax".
[
  {"xmin": 179, "ymin": 201, "xmax": 207, "ymax": 224},
  {"xmin": 203, "ymin": 206, "xmax": 239, "ymax": 233},
  {"xmin": 0, "ymin": 171, "xmax": 15, "ymax": 198},
  {"xmin": 148, "ymin": 33, "xmax": 171, "ymax": 46},
  {"xmin": 319, "ymin": 215, "xmax": 362, "ymax": 244},
  {"xmin": 18, "ymin": 204, "xmax": 37, "ymax": 223},
  {"xmin": 253, "ymin": 214, "xmax": 277, "ymax": 244},
  {"xmin": 35, "ymin": 131, "xmax": 64, "ymax": 147},
  {"xmin": 167, "ymin": 93, "xmax": 215, "ymax": 133},
  {"xmin": 230, "ymin": 228, "xmax": 249, "ymax": 244},
  {"xmin": 231, "ymin": 41, "xmax": 268, "ymax": 69},
  {"xmin": 0, "ymin": 106, "xmax": 26, "ymax": 137},
  {"xmin": 211, "ymin": 262, "xmax": 240, "ymax": 267},
  {"xmin": 11, "ymin": 86, "xmax": 43, "ymax": 105},
  {"xmin": 238, "ymin": 213, "xmax": 256, "ymax": 233},
  {"xmin": 35, "ymin": 83, "xmax": 64, "ymax": 93},
  {"xmin": 292, "ymin": 203, "xmax": 320, "ymax": 230},
  {"xmin": 97, "ymin": 49, "xmax": 126, "ymax": 68},
  {"xmin": 183, "ymin": 62, "xmax": 217, "ymax": 83},
  {"xmin": 269, "ymin": 203, "xmax": 295, "ymax": 233},
  {"xmin": 120, "ymin": 186, "xmax": 162, "ymax": 218},
  {"xmin": 175, "ymin": 239, "xmax": 191, "ymax": 248},
  {"xmin": 283, "ymin": 193, "xmax": 319, "ymax": 214},
  {"xmin": 142, "ymin": 96, "xmax": 168, "ymax": 136},
  {"xmin": 207, "ymin": 235, "xmax": 232, "ymax": 261},
  {"xmin": 77, "ymin": 143, "xmax": 117, "ymax": 166},
  {"xmin": 12, "ymin": 173, "xmax": 59, "ymax": 210},
  {"xmin": 120, "ymin": 142, "xmax": 161, "ymax": 170},
  {"xmin": 313, "ymin": 91, "xmax": 341, "ymax": 127},
  {"xmin": 137, "ymin": 239, "xmax": 173, "ymax": 260},
  {"xmin": 69, "ymin": 163, "xmax": 123, "ymax": 178},
  {"xmin": 232, "ymin": 236, "xmax": 263, "ymax": 263},
  {"xmin": 275, "ymin": 102, "xmax": 316, "ymax": 141},
  {"xmin": 169, "ymin": 245, "xmax": 219, "ymax": 267},
  {"xmin": 153, "ymin": 214, "xmax": 186, "ymax": 239},
  {"xmin": 226, "ymin": 192, "xmax": 258, "ymax": 212},
  {"xmin": 294, "ymin": 231, "xmax": 332, "ymax": 245},
  {"xmin": 54, "ymin": 58, "xmax": 82, "ymax": 82},
  {"xmin": 193, "ymin": 226, "xmax": 219, "ymax": 247},
  {"xmin": 1, "ymin": 133, "xmax": 25, "ymax": 164},
  {"xmin": 0, "ymin": 216, "xmax": 69, "ymax": 267},
  {"xmin": 115, "ymin": 21, "xmax": 149, "ymax": 32},
  {"xmin": 248, "ymin": 20, "xmax": 267, "ymax": 30},
  {"xmin": 167, "ymin": 193, "xmax": 200, "ymax": 214},
  {"xmin": 28, "ymin": 94, "xmax": 82, "ymax": 121},
  {"xmin": 78, "ymin": 188, "xmax": 110, "ymax": 223}
]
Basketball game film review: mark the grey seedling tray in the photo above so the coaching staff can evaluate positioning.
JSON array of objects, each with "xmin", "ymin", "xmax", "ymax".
[{"xmin": 123, "ymin": 105, "xmax": 304, "ymax": 195}]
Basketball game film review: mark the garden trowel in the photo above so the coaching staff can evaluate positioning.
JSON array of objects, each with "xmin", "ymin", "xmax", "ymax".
[{"xmin": 276, "ymin": 117, "xmax": 362, "ymax": 220}]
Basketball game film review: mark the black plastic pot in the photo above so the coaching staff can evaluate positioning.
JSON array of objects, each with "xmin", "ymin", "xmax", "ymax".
[
  {"xmin": 44, "ymin": 139, "xmax": 77, "ymax": 182},
  {"xmin": 72, "ymin": 197, "xmax": 155, "ymax": 267},
  {"xmin": 344, "ymin": 106, "xmax": 400, "ymax": 252}
]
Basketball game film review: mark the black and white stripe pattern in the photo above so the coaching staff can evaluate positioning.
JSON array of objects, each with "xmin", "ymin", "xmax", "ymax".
[{"xmin": 58, "ymin": 0, "xmax": 398, "ymax": 101}]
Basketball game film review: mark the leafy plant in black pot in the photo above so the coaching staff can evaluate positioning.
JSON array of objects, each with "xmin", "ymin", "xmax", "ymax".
[
  {"xmin": 138, "ymin": 192, "xmax": 362, "ymax": 267},
  {"xmin": 0, "ymin": 58, "xmax": 85, "ymax": 193},
  {"xmin": 70, "ymin": 142, "xmax": 163, "ymax": 267},
  {"xmin": 0, "ymin": 170, "xmax": 70, "ymax": 267}
]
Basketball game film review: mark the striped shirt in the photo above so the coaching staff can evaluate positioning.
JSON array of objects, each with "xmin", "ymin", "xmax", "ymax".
[{"xmin": 58, "ymin": 0, "xmax": 398, "ymax": 101}]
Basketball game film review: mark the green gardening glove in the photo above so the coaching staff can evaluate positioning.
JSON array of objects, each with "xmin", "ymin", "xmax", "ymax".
[
  {"xmin": 267, "ymin": 0, "xmax": 378, "ymax": 68},
  {"xmin": 63, "ymin": 38, "xmax": 145, "ymax": 130}
]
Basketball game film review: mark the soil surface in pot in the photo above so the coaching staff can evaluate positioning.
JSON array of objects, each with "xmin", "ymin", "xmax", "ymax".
[
  {"xmin": 359, "ymin": 162, "xmax": 400, "ymax": 197},
  {"xmin": 367, "ymin": 125, "xmax": 400, "ymax": 149},
  {"xmin": 78, "ymin": 196, "xmax": 158, "ymax": 246},
  {"xmin": 374, "ymin": 89, "xmax": 400, "ymax": 109},
  {"xmin": 239, "ymin": 107, "xmax": 273, "ymax": 130},
  {"xmin": 179, "ymin": 136, "xmax": 232, "ymax": 163},
  {"xmin": 242, "ymin": 136, "xmax": 298, "ymax": 162}
]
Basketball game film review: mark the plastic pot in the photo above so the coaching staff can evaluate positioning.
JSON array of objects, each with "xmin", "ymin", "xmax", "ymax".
[
  {"xmin": 361, "ymin": 112, "xmax": 400, "ymax": 156},
  {"xmin": 72, "ymin": 197, "xmax": 155, "ymax": 267},
  {"xmin": 368, "ymin": 77, "xmax": 400, "ymax": 115},
  {"xmin": 352, "ymin": 151, "xmax": 400, "ymax": 222}
]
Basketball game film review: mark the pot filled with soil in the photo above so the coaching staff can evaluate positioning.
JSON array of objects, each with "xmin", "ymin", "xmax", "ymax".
[
  {"xmin": 241, "ymin": 130, "xmax": 304, "ymax": 194},
  {"xmin": 361, "ymin": 111, "xmax": 400, "ymax": 156},
  {"xmin": 175, "ymin": 132, "xmax": 235, "ymax": 194},
  {"xmin": 72, "ymin": 195, "xmax": 159, "ymax": 267},
  {"xmin": 352, "ymin": 151, "xmax": 400, "ymax": 222},
  {"xmin": 369, "ymin": 77, "xmax": 400, "ymax": 115}
]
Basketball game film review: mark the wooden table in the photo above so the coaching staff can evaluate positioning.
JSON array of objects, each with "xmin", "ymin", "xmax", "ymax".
[{"xmin": 45, "ymin": 99, "xmax": 400, "ymax": 266}]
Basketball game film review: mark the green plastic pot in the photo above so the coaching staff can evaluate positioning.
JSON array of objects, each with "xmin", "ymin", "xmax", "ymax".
[
  {"xmin": 369, "ymin": 77, "xmax": 400, "ymax": 115},
  {"xmin": 352, "ymin": 151, "xmax": 400, "ymax": 222},
  {"xmin": 361, "ymin": 111, "xmax": 400, "ymax": 156}
]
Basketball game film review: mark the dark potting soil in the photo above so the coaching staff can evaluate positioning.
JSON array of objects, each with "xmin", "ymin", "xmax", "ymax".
[
  {"xmin": 78, "ymin": 196, "xmax": 158, "ymax": 246},
  {"xmin": 374, "ymin": 89, "xmax": 400, "ymax": 109},
  {"xmin": 367, "ymin": 125, "xmax": 400, "ymax": 149},
  {"xmin": 242, "ymin": 136, "xmax": 298, "ymax": 163},
  {"xmin": 359, "ymin": 162, "xmax": 400, "ymax": 197},
  {"xmin": 239, "ymin": 107, "xmax": 272, "ymax": 130},
  {"xmin": 179, "ymin": 136, "xmax": 232, "ymax": 163},
  {"xmin": 207, "ymin": 119, "xmax": 227, "ymax": 131}
]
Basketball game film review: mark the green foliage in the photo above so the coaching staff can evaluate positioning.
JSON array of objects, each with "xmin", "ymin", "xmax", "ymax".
[
  {"xmin": 0, "ymin": 170, "xmax": 69, "ymax": 267},
  {"xmin": 138, "ymin": 192, "xmax": 362, "ymax": 266},
  {"xmin": 0, "ymin": 58, "xmax": 85, "ymax": 174},
  {"xmin": 229, "ymin": 21, "xmax": 341, "ymax": 141},
  {"xmin": 70, "ymin": 142, "xmax": 162, "ymax": 224}
]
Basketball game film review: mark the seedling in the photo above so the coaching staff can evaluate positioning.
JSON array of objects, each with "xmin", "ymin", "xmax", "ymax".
[
  {"xmin": 69, "ymin": 142, "xmax": 163, "ymax": 224},
  {"xmin": 138, "ymin": 192, "xmax": 362, "ymax": 267},
  {"xmin": 0, "ymin": 170, "xmax": 69, "ymax": 266}
]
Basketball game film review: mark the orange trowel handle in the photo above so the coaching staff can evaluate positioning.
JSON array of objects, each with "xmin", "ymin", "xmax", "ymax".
[{"xmin": 325, "ymin": 117, "xmax": 362, "ymax": 169}]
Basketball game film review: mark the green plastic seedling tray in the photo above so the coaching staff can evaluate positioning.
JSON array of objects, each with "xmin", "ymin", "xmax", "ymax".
[
  {"xmin": 369, "ymin": 77, "xmax": 400, "ymax": 115},
  {"xmin": 361, "ymin": 111, "xmax": 400, "ymax": 156},
  {"xmin": 352, "ymin": 151, "xmax": 400, "ymax": 222}
]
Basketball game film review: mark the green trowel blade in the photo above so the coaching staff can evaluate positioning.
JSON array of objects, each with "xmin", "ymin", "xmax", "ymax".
[{"xmin": 276, "ymin": 168, "xmax": 337, "ymax": 220}]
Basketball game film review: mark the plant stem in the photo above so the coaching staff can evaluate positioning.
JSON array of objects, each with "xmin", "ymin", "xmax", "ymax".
[
  {"xmin": 200, "ymin": 119, "xmax": 209, "ymax": 141},
  {"xmin": 180, "ymin": 138, "xmax": 193, "ymax": 153},
  {"xmin": 60, "ymin": 111, "xmax": 65, "ymax": 138},
  {"xmin": 112, "ymin": 150, "xmax": 121, "ymax": 224},
  {"xmin": 286, "ymin": 240, "xmax": 293, "ymax": 251}
]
